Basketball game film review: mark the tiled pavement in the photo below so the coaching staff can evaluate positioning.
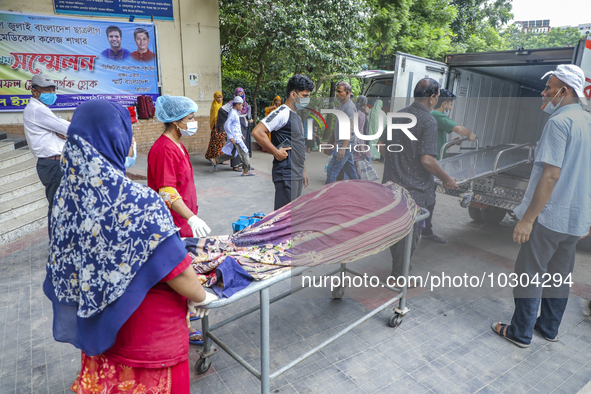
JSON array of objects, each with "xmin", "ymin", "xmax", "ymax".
[{"xmin": 1, "ymin": 150, "xmax": 590, "ymax": 393}]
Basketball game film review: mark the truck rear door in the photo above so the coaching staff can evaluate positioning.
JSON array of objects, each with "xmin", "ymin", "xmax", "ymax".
[
  {"xmin": 577, "ymin": 36, "xmax": 591, "ymax": 107},
  {"xmin": 391, "ymin": 52, "xmax": 449, "ymax": 111}
]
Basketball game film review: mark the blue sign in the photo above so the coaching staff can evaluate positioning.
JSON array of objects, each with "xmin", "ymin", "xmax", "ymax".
[
  {"xmin": 0, "ymin": 12, "xmax": 159, "ymax": 111},
  {"xmin": 54, "ymin": 0, "xmax": 174, "ymax": 21}
]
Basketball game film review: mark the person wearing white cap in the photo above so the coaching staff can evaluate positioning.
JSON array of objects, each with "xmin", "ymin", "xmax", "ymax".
[
  {"xmin": 210, "ymin": 95, "xmax": 254, "ymax": 176},
  {"xmin": 492, "ymin": 64, "xmax": 591, "ymax": 348},
  {"xmin": 23, "ymin": 73, "xmax": 70, "ymax": 233}
]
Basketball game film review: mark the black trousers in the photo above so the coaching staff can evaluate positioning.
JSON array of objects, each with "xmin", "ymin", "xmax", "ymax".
[
  {"xmin": 273, "ymin": 179, "xmax": 303, "ymax": 211},
  {"xmin": 36, "ymin": 158, "xmax": 63, "ymax": 233}
]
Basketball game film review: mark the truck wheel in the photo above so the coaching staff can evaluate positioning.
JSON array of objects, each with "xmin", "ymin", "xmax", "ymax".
[
  {"xmin": 481, "ymin": 207, "xmax": 507, "ymax": 225},
  {"xmin": 468, "ymin": 207, "xmax": 484, "ymax": 223},
  {"xmin": 577, "ymin": 237, "xmax": 591, "ymax": 252}
]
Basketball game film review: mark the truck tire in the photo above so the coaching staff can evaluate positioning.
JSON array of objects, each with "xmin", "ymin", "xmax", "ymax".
[
  {"xmin": 480, "ymin": 207, "xmax": 507, "ymax": 225},
  {"xmin": 468, "ymin": 207, "xmax": 484, "ymax": 223},
  {"xmin": 577, "ymin": 237, "xmax": 591, "ymax": 252}
]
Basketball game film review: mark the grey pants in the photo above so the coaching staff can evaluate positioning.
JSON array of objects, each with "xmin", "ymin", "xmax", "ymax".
[{"xmin": 217, "ymin": 144, "xmax": 250, "ymax": 172}]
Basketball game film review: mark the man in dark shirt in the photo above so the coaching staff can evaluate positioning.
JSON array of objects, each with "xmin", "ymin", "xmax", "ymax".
[
  {"xmin": 253, "ymin": 74, "xmax": 313, "ymax": 210},
  {"xmin": 381, "ymin": 78, "xmax": 457, "ymax": 285},
  {"xmin": 101, "ymin": 26, "xmax": 130, "ymax": 61}
]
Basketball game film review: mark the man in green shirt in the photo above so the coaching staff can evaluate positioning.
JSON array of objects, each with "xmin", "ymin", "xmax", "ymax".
[
  {"xmin": 422, "ymin": 89, "xmax": 476, "ymax": 243},
  {"xmin": 431, "ymin": 89, "xmax": 476, "ymax": 160}
]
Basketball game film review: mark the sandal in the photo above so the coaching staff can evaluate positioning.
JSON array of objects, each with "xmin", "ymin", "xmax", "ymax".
[
  {"xmin": 491, "ymin": 322, "xmax": 530, "ymax": 348},
  {"xmin": 422, "ymin": 234, "xmax": 446, "ymax": 244},
  {"xmin": 232, "ymin": 167, "xmax": 242, "ymax": 172},
  {"xmin": 208, "ymin": 159, "xmax": 217, "ymax": 171},
  {"xmin": 534, "ymin": 324, "xmax": 558, "ymax": 342},
  {"xmin": 189, "ymin": 312, "xmax": 201, "ymax": 322},
  {"xmin": 241, "ymin": 172, "xmax": 255, "ymax": 177},
  {"xmin": 189, "ymin": 330, "xmax": 204, "ymax": 346}
]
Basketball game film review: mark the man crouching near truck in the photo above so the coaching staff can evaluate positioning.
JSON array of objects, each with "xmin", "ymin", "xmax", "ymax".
[{"xmin": 492, "ymin": 65, "xmax": 591, "ymax": 348}]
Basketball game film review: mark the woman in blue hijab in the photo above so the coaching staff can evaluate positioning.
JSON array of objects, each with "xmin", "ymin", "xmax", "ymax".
[{"xmin": 44, "ymin": 99, "xmax": 215, "ymax": 393}]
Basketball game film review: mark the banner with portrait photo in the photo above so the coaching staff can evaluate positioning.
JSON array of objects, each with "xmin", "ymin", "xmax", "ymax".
[{"xmin": 0, "ymin": 11, "xmax": 159, "ymax": 111}]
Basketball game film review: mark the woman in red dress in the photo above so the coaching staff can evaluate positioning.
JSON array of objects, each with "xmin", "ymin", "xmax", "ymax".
[
  {"xmin": 43, "ymin": 100, "xmax": 216, "ymax": 394},
  {"xmin": 148, "ymin": 95, "xmax": 211, "ymax": 239}
]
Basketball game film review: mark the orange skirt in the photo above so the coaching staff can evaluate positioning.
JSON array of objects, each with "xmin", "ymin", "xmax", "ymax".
[{"xmin": 71, "ymin": 351, "xmax": 189, "ymax": 394}]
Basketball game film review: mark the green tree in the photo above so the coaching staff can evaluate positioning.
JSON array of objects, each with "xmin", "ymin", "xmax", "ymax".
[
  {"xmin": 501, "ymin": 26, "xmax": 584, "ymax": 50},
  {"xmin": 450, "ymin": 0, "xmax": 512, "ymax": 45},
  {"xmin": 366, "ymin": 0, "xmax": 456, "ymax": 66},
  {"xmin": 219, "ymin": 0, "xmax": 368, "ymax": 119}
]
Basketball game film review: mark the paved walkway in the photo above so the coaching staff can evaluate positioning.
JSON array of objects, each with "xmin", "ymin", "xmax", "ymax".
[{"xmin": 0, "ymin": 148, "xmax": 590, "ymax": 393}]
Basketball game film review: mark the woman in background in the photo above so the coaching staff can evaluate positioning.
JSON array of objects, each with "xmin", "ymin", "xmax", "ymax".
[{"xmin": 204, "ymin": 91, "xmax": 225, "ymax": 162}]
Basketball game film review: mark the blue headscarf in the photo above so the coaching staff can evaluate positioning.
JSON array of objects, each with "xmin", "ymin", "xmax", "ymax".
[{"xmin": 43, "ymin": 100, "xmax": 189, "ymax": 356}]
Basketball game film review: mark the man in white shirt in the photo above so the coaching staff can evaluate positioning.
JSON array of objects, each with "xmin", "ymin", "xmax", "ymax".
[
  {"xmin": 23, "ymin": 73, "xmax": 70, "ymax": 231},
  {"xmin": 211, "ymin": 96, "xmax": 253, "ymax": 176}
]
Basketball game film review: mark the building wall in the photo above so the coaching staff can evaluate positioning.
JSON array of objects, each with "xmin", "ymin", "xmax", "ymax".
[{"xmin": 0, "ymin": 0, "xmax": 221, "ymax": 154}]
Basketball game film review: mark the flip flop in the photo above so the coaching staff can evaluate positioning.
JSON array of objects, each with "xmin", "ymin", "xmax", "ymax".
[
  {"xmin": 189, "ymin": 330, "xmax": 204, "ymax": 346},
  {"xmin": 491, "ymin": 322, "xmax": 530, "ymax": 348},
  {"xmin": 232, "ymin": 167, "xmax": 242, "ymax": 172},
  {"xmin": 208, "ymin": 159, "xmax": 217, "ymax": 171},
  {"xmin": 422, "ymin": 234, "xmax": 446, "ymax": 244},
  {"xmin": 189, "ymin": 312, "xmax": 201, "ymax": 322},
  {"xmin": 241, "ymin": 172, "xmax": 255, "ymax": 177}
]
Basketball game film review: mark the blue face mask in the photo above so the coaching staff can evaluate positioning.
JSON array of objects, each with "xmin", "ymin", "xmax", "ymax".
[
  {"xmin": 294, "ymin": 94, "xmax": 310, "ymax": 110},
  {"xmin": 38, "ymin": 92, "xmax": 57, "ymax": 106},
  {"xmin": 125, "ymin": 142, "xmax": 137, "ymax": 169}
]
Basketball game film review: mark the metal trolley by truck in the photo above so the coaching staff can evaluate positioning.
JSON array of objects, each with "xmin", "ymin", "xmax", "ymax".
[
  {"xmin": 360, "ymin": 37, "xmax": 591, "ymax": 250},
  {"xmin": 194, "ymin": 210, "xmax": 430, "ymax": 393}
]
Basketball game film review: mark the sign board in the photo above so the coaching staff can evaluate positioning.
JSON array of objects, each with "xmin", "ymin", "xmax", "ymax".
[
  {"xmin": 0, "ymin": 12, "xmax": 159, "ymax": 111},
  {"xmin": 54, "ymin": 0, "xmax": 174, "ymax": 21}
]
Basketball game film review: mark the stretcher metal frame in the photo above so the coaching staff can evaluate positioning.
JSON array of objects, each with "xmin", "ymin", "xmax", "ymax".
[
  {"xmin": 437, "ymin": 137, "xmax": 534, "ymax": 208},
  {"xmin": 195, "ymin": 210, "xmax": 430, "ymax": 393}
]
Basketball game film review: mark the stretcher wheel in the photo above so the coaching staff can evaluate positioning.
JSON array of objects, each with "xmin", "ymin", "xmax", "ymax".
[
  {"xmin": 332, "ymin": 287, "xmax": 345, "ymax": 299},
  {"xmin": 195, "ymin": 358, "xmax": 211, "ymax": 374},
  {"xmin": 389, "ymin": 313, "xmax": 403, "ymax": 328}
]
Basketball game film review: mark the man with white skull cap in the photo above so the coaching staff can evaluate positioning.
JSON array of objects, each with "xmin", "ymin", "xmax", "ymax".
[{"xmin": 492, "ymin": 64, "xmax": 591, "ymax": 348}]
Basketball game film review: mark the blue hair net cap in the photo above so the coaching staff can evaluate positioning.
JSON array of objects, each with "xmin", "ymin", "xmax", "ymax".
[{"xmin": 155, "ymin": 95, "xmax": 198, "ymax": 123}]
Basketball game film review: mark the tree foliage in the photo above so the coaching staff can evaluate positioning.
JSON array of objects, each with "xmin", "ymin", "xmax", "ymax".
[
  {"xmin": 366, "ymin": 0, "xmax": 456, "ymax": 67},
  {"xmin": 501, "ymin": 26, "xmax": 584, "ymax": 50},
  {"xmin": 450, "ymin": 0, "xmax": 512, "ymax": 45},
  {"xmin": 219, "ymin": 0, "xmax": 368, "ymax": 119}
]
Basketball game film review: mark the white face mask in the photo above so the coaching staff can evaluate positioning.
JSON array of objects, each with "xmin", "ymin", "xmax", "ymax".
[
  {"xmin": 178, "ymin": 120, "xmax": 198, "ymax": 136},
  {"xmin": 125, "ymin": 141, "xmax": 137, "ymax": 169},
  {"xmin": 543, "ymin": 88, "xmax": 564, "ymax": 115}
]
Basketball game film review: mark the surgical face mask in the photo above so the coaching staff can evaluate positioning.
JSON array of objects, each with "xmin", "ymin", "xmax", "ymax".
[
  {"xmin": 125, "ymin": 141, "xmax": 137, "ymax": 169},
  {"xmin": 444, "ymin": 108, "xmax": 451, "ymax": 117},
  {"xmin": 543, "ymin": 88, "xmax": 564, "ymax": 115},
  {"xmin": 38, "ymin": 92, "xmax": 57, "ymax": 106},
  {"xmin": 293, "ymin": 93, "xmax": 310, "ymax": 110},
  {"xmin": 178, "ymin": 120, "xmax": 198, "ymax": 136}
]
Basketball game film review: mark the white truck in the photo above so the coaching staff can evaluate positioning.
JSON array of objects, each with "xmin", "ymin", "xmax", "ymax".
[{"xmin": 360, "ymin": 37, "xmax": 591, "ymax": 249}]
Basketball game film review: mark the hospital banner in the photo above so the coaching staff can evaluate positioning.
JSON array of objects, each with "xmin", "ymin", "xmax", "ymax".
[{"xmin": 0, "ymin": 12, "xmax": 159, "ymax": 112}]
